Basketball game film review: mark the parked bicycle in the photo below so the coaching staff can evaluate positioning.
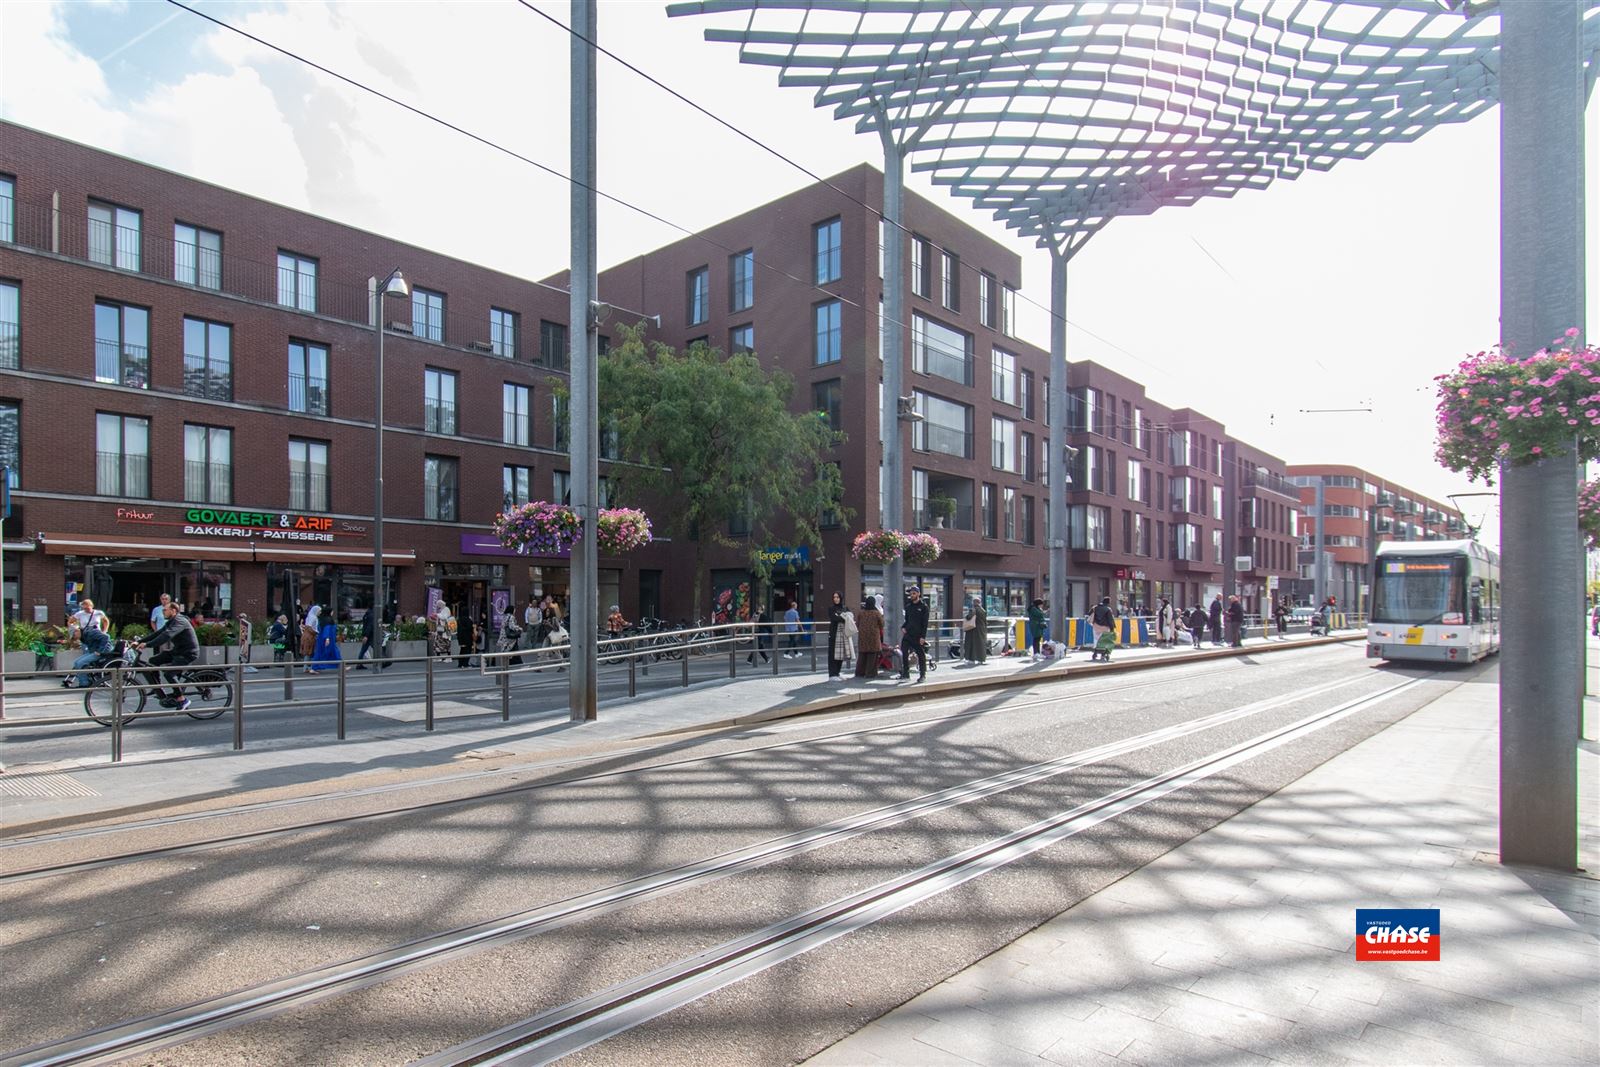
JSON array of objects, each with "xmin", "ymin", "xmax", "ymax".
[{"xmin": 82, "ymin": 643, "xmax": 233, "ymax": 726}]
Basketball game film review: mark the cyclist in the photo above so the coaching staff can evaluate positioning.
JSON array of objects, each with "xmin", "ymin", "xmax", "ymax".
[{"xmin": 136, "ymin": 600, "xmax": 199, "ymax": 712}]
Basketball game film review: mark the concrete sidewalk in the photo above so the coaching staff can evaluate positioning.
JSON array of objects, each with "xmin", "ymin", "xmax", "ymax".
[
  {"xmin": 0, "ymin": 629, "xmax": 1350, "ymax": 829},
  {"xmin": 808, "ymin": 663, "xmax": 1600, "ymax": 1067}
]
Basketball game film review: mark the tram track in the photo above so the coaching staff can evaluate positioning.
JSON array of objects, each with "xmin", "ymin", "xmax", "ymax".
[
  {"xmin": 0, "ymin": 667, "xmax": 1427, "ymax": 1067},
  {"xmin": 0, "ymin": 653, "xmax": 1324, "ymax": 883}
]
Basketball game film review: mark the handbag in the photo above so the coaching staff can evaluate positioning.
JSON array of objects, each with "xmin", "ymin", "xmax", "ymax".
[{"xmin": 961, "ymin": 616, "xmax": 976, "ymax": 631}]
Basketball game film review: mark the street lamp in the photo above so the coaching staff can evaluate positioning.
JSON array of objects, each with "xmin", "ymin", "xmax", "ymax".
[{"xmin": 370, "ymin": 269, "xmax": 409, "ymax": 651}]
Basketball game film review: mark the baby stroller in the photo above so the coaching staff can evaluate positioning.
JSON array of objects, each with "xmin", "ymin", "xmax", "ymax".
[{"xmin": 1090, "ymin": 630, "xmax": 1117, "ymax": 662}]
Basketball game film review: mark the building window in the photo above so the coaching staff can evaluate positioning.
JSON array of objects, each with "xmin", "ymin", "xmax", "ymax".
[
  {"xmin": 553, "ymin": 393, "xmax": 570, "ymax": 452},
  {"xmin": 1021, "ymin": 495, "xmax": 1036, "ymax": 545},
  {"xmin": 911, "ymin": 236, "xmax": 931, "ymax": 298},
  {"xmin": 539, "ymin": 320, "xmax": 568, "ymax": 370},
  {"xmin": 813, "ymin": 378, "xmax": 843, "ymax": 432},
  {"xmin": 1020, "ymin": 369, "xmax": 1035, "ymax": 420},
  {"xmin": 173, "ymin": 223, "xmax": 222, "ymax": 290},
  {"xmin": 412, "ymin": 287, "xmax": 445, "ymax": 342},
  {"xmin": 96, "ymin": 413, "xmax": 149, "ymax": 497},
  {"xmin": 913, "ymin": 392, "xmax": 973, "ymax": 459},
  {"xmin": 0, "ymin": 281, "xmax": 17, "ymax": 369},
  {"xmin": 1020, "ymin": 432, "xmax": 1034, "ymax": 482},
  {"xmin": 992, "ymin": 348, "xmax": 1018, "ymax": 405},
  {"xmin": 981, "ymin": 482, "xmax": 997, "ymax": 539},
  {"xmin": 183, "ymin": 424, "xmax": 232, "ymax": 505},
  {"xmin": 424, "ymin": 455, "xmax": 459, "ymax": 521},
  {"xmin": 288, "ymin": 340, "xmax": 330, "ymax": 415},
  {"xmin": 502, "ymin": 382, "xmax": 531, "ymax": 446},
  {"xmin": 941, "ymin": 250, "xmax": 960, "ymax": 311},
  {"xmin": 0, "ymin": 401, "xmax": 17, "ymax": 486},
  {"xmin": 88, "ymin": 200, "xmax": 141, "ymax": 271},
  {"xmin": 490, "ymin": 307, "xmax": 518, "ymax": 358},
  {"xmin": 182, "ymin": 317, "xmax": 232, "ymax": 401},
  {"xmin": 424, "ymin": 368, "xmax": 458, "ymax": 435},
  {"xmin": 820, "ymin": 461, "xmax": 842, "ymax": 528},
  {"xmin": 912, "ymin": 312, "xmax": 972, "ymax": 386},
  {"xmin": 553, "ymin": 469, "xmax": 571, "ymax": 505},
  {"xmin": 1001, "ymin": 284, "xmax": 1018, "ymax": 337},
  {"xmin": 93, "ymin": 301, "xmax": 150, "ymax": 389},
  {"xmin": 0, "ymin": 175, "xmax": 13, "ymax": 244},
  {"xmin": 991, "ymin": 415, "xmax": 1018, "ymax": 473},
  {"xmin": 814, "ymin": 217, "xmax": 841, "ymax": 284},
  {"xmin": 730, "ymin": 249, "xmax": 754, "ymax": 311},
  {"xmin": 979, "ymin": 271, "xmax": 996, "ymax": 328},
  {"xmin": 277, "ymin": 251, "xmax": 317, "ymax": 312},
  {"xmin": 503, "ymin": 464, "xmax": 532, "ymax": 507},
  {"xmin": 288, "ymin": 438, "xmax": 329, "ymax": 511},
  {"xmin": 1127, "ymin": 458, "xmax": 1147, "ymax": 503},
  {"xmin": 729, "ymin": 323, "xmax": 754, "ymax": 354},
  {"xmin": 814, "ymin": 300, "xmax": 842, "ymax": 365},
  {"xmin": 687, "ymin": 266, "xmax": 709, "ymax": 326}
]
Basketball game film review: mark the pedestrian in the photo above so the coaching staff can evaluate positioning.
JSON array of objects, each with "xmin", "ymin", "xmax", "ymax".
[
  {"xmin": 457, "ymin": 611, "xmax": 477, "ymax": 669},
  {"xmin": 431, "ymin": 601, "xmax": 455, "ymax": 659},
  {"xmin": 745, "ymin": 605, "xmax": 771, "ymax": 664},
  {"xmin": 300, "ymin": 603, "xmax": 322, "ymax": 670},
  {"xmin": 900, "ymin": 586, "xmax": 930, "ymax": 681},
  {"xmin": 1208, "ymin": 594, "xmax": 1223, "ymax": 646},
  {"xmin": 1187, "ymin": 603, "xmax": 1207, "ymax": 649},
  {"xmin": 1091, "ymin": 596, "xmax": 1115, "ymax": 645},
  {"xmin": 841, "ymin": 601, "xmax": 858, "ymax": 671},
  {"xmin": 356, "ymin": 605, "xmax": 379, "ymax": 669},
  {"xmin": 149, "ymin": 592, "xmax": 173, "ymax": 632},
  {"xmin": 782, "ymin": 599, "xmax": 801, "ymax": 658},
  {"xmin": 1274, "ymin": 597, "xmax": 1290, "ymax": 637},
  {"xmin": 962, "ymin": 596, "xmax": 988, "ymax": 664},
  {"xmin": 497, "ymin": 603, "xmax": 524, "ymax": 667},
  {"xmin": 1026, "ymin": 597, "xmax": 1046, "ymax": 659},
  {"xmin": 310, "ymin": 611, "xmax": 343, "ymax": 671},
  {"xmin": 854, "ymin": 597, "xmax": 885, "ymax": 679},
  {"xmin": 268, "ymin": 614, "xmax": 291, "ymax": 662},
  {"xmin": 1158, "ymin": 599, "xmax": 1175, "ymax": 649},
  {"xmin": 1591, "ymin": 602, "xmax": 1599, "ymax": 637},
  {"xmin": 826, "ymin": 591, "xmax": 848, "ymax": 680},
  {"xmin": 136, "ymin": 599, "xmax": 199, "ymax": 710},
  {"xmin": 1226, "ymin": 594, "xmax": 1245, "ymax": 647},
  {"xmin": 1324, "ymin": 595, "xmax": 1339, "ymax": 632},
  {"xmin": 66, "ymin": 597, "xmax": 112, "ymax": 688}
]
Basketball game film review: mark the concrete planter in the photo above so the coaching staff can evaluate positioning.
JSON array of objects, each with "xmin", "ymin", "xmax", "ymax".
[{"xmin": 5, "ymin": 650, "xmax": 48, "ymax": 676}]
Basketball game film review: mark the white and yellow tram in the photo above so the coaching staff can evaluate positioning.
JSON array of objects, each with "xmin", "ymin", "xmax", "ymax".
[{"xmin": 1367, "ymin": 540, "xmax": 1500, "ymax": 664}]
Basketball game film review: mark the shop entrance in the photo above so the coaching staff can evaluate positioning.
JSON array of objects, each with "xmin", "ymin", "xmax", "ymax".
[{"xmin": 77, "ymin": 557, "xmax": 232, "ymax": 630}]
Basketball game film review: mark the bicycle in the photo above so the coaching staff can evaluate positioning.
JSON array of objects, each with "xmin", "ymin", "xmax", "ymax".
[{"xmin": 83, "ymin": 645, "xmax": 233, "ymax": 726}]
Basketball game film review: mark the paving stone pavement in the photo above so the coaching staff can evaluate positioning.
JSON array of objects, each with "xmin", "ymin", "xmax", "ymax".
[{"xmin": 807, "ymin": 664, "xmax": 1600, "ymax": 1067}]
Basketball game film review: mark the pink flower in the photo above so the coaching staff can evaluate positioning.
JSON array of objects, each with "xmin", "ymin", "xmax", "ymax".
[{"xmin": 1531, "ymin": 446, "xmax": 1543, "ymax": 454}]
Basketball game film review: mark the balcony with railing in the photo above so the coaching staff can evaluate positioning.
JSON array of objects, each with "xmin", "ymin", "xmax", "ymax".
[
  {"xmin": 96, "ymin": 450, "xmax": 150, "ymax": 497},
  {"xmin": 913, "ymin": 420, "xmax": 972, "ymax": 459},
  {"xmin": 424, "ymin": 399, "xmax": 458, "ymax": 435},
  {"xmin": 288, "ymin": 471, "xmax": 329, "ymax": 512},
  {"xmin": 183, "ymin": 461, "xmax": 232, "ymax": 505},
  {"xmin": 182, "ymin": 356, "xmax": 231, "ymax": 402},
  {"xmin": 0, "ymin": 321, "xmax": 17, "ymax": 370},
  {"xmin": 94, "ymin": 339, "xmax": 150, "ymax": 389},
  {"xmin": 1243, "ymin": 466, "xmax": 1299, "ymax": 499},
  {"xmin": 288, "ymin": 373, "xmax": 329, "ymax": 416}
]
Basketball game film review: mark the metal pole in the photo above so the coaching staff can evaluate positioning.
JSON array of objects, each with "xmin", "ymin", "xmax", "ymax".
[
  {"xmin": 1498, "ymin": 0, "xmax": 1584, "ymax": 870},
  {"xmin": 628, "ymin": 652, "xmax": 636, "ymax": 697},
  {"xmin": 424, "ymin": 653, "xmax": 435, "ymax": 732},
  {"xmin": 335, "ymin": 658, "xmax": 347, "ymax": 741},
  {"xmin": 283, "ymin": 660, "xmax": 293, "ymax": 702},
  {"xmin": 1048, "ymin": 248, "xmax": 1070, "ymax": 644},
  {"xmin": 681, "ymin": 632, "xmax": 690, "ymax": 687},
  {"xmin": 729, "ymin": 638, "xmax": 736, "ymax": 679},
  {"xmin": 500, "ymin": 669, "xmax": 510, "ymax": 721},
  {"xmin": 880, "ymin": 132, "xmax": 906, "ymax": 644},
  {"xmin": 568, "ymin": 0, "xmax": 599, "ymax": 723},
  {"xmin": 1222, "ymin": 441, "xmax": 1238, "ymax": 601},
  {"xmin": 110, "ymin": 665, "xmax": 123, "ymax": 764},
  {"xmin": 371, "ymin": 279, "xmax": 386, "ymax": 669},
  {"xmin": 232, "ymin": 660, "xmax": 244, "ymax": 750}
]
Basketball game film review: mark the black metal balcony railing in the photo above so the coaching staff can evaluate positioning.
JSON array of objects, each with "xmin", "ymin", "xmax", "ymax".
[
  {"xmin": 96, "ymin": 450, "xmax": 149, "ymax": 497},
  {"xmin": 288, "ymin": 373, "xmax": 329, "ymax": 415},
  {"xmin": 94, "ymin": 339, "xmax": 150, "ymax": 389},
  {"xmin": 1244, "ymin": 467, "xmax": 1299, "ymax": 498},
  {"xmin": 912, "ymin": 503, "xmax": 976, "ymax": 532},
  {"xmin": 183, "ymin": 460, "xmax": 232, "ymax": 505},
  {"xmin": 0, "ymin": 321, "xmax": 17, "ymax": 370},
  {"xmin": 182, "ymin": 357, "xmax": 232, "ymax": 402},
  {"xmin": 288, "ymin": 471, "xmax": 329, "ymax": 512},
  {"xmin": 915, "ymin": 422, "xmax": 971, "ymax": 458},
  {"xmin": 425, "ymin": 399, "xmax": 458, "ymax": 435},
  {"xmin": 915, "ymin": 340, "xmax": 973, "ymax": 386}
]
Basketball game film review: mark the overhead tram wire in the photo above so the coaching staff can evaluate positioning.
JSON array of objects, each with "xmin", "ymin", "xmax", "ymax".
[{"xmin": 515, "ymin": 0, "xmax": 1168, "ymax": 378}]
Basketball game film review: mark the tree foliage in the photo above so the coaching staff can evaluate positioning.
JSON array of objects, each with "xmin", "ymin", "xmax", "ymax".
[{"xmin": 594, "ymin": 325, "xmax": 849, "ymax": 607}]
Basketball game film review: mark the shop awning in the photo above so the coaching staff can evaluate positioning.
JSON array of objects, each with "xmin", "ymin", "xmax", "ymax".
[{"xmin": 38, "ymin": 533, "xmax": 417, "ymax": 566}]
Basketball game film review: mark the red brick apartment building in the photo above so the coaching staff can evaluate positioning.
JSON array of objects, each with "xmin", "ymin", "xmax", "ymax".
[
  {"xmin": 1287, "ymin": 464, "xmax": 1467, "ymax": 613},
  {"xmin": 0, "ymin": 121, "xmax": 1299, "ymax": 633}
]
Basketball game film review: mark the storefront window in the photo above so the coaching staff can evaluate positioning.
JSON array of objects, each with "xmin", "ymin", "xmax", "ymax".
[
  {"xmin": 527, "ymin": 565, "xmax": 570, "ymax": 614},
  {"xmin": 268, "ymin": 563, "xmax": 395, "ymax": 625},
  {"xmin": 71, "ymin": 556, "xmax": 235, "ymax": 631}
]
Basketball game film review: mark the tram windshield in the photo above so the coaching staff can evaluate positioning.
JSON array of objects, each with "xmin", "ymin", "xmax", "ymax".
[{"xmin": 1372, "ymin": 555, "xmax": 1468, "ymax": 626}]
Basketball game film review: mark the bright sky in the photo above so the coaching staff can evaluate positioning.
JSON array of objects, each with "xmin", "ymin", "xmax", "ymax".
[{"xmin": 4, "ymin": 0, "xmax": 1598, "ymax": 548}]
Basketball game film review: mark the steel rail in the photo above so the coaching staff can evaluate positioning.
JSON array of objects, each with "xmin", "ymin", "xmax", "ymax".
[
  {"xmin": 420, "ymin": 674, "xmax": 1435, "ymax": 1067},
  {"xmin": 0, "ymin": 671, "xmax": 1398, "ymax": 1067}
]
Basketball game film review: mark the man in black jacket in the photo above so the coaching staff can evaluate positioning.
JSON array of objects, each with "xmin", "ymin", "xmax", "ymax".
[
  {"xmin": 138, "ymin": 600, "xmax": 199, "ymax": 710},
  {"xmin": 1226, "ymin": 595, "xmax": 1246, "ymax": 647},
  {"xmin": 1208, "ymin": 594, "xmax": 1224, "ymax": 645},
  {"xmin": 900, "ymin": 586, "xmax": 930, "ymax": 681}
]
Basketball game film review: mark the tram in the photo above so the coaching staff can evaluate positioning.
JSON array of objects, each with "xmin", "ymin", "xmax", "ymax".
[{"xmin": 1367, "ymin": 539, "xmax": 1499, "ymax": 664}]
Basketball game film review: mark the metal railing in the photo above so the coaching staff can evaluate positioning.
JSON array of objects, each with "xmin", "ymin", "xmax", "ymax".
[
  {"xmin": 95, "ymin": 450, "xmax": 150, "ymax": 498},
  {"xmin": 93, "ymin": 338, "xmax": 150, "ymax": 389},
  {"xmin": 0, "ymin": 321, "xmax": 17, "ymax": 370}
]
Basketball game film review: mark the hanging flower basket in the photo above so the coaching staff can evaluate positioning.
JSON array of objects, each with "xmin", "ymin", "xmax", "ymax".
[
  {"xmin": 902, "ymin": 532, "xmax": 943, "ymax": 566},
  {"xmin": 595, "ymin": 507, "xmax": 653, "ymax": 553},
  {"xmin": 1434, "ymin": 329, "xmax": 1600, "ymax": 483},
  {"xmin": 493, "ymin": 501, "xmax": 581, "ymax": 556},
  {"xmin": 851, "ymin": 529, "xmax": 910, "ymax": 564},
  {"xmin": 1581, "ymin": 480, "xmax": 1600, "ymax": 551}
]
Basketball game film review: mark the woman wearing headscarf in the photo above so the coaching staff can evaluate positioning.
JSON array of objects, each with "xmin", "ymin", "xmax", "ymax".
[
  {"xmin": 961, "ymin": 596, "xmax": 988, "ymax": 664},
  {"xmin": 310, "ymin": 607, "xmax": 342, "ymax": 671},
  {"xmin": 853, "ymin": 597, "xmax": 884, "ymax": 679},
  {"xmin": 431, "ymin": 601, "xmax": 455, "ymax": 659},
  {"xmin": 826, "ymin": 591, "xmax": 849, "ymax": 681},
  {"xmin": 300, "ymin": 603, "xmax": 322, "ymax": 671}
]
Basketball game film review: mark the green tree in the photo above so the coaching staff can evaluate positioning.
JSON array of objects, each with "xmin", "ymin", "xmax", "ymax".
[{"xmin": 593, "ymin": 325, "xmax": 849, "ymax": 612}]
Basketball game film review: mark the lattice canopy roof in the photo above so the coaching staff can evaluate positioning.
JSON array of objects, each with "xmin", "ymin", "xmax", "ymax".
[{"xmin": 668, "ymin": 1, "xmax": 1600, "ymax": 257}]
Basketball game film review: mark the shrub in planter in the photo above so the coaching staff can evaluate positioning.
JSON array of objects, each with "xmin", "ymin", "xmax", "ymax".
[
  {"xmin": 851, "ymin": 529, "xmax": 910, "ymax": 564},
  {"xmin": 902, "ymin": 532, "xmax": 943, "ymax": 566},
  {"xmin": 195, "ymin": 622, "xmax": 231, "ymax": 646},
  {"xmin": 1435, "ymin": 329, "xmax": 1600, "ymax": 482},
  {"xmin": 116, "ymin": 621, "xmax": 151, "ymax": 643},
  {"xmin": 495, "ymin": 501, "xmax": 581, "ymax": 555},
  {"xmin": 395, "ymin": 620, "xmax": 429, "ymax": 641},
  {"xmin": 4, "ymin": 620, "xmax": 46, "ymax": 653},
  {"xmin": 595, "ymin": 507, "xmax": 653, "ymax": 553},
  {"xmin": 928, "ymin": 492, "xmax": 957, "ymax": 525}
]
